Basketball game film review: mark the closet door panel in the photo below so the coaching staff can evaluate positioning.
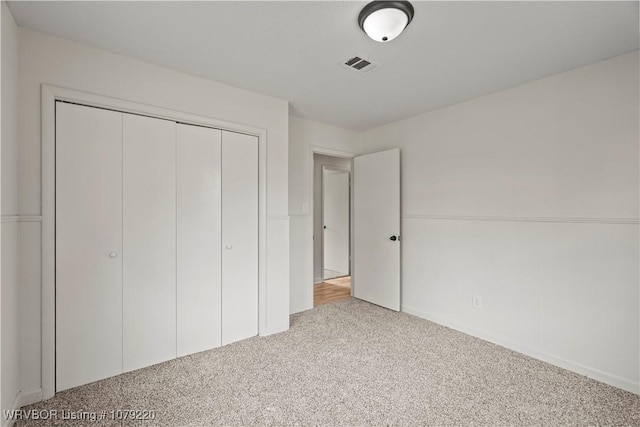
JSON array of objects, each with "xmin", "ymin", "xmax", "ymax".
[
  {"xmin": 56, "ymin": 102, "xmax": 123, "ymax": 391},
  {"xmin": 221, "ymin": 131, "xmax": 259, "ymax": 345},
  {"xmin": 123, "ymin": 114, "xmax": 177, "ymax": 372},
  {"xmin": 177, "ymin": 124, "xmax": 222, "ymax": 357}
]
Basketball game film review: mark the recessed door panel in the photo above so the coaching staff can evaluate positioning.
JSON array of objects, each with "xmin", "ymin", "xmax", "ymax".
[
  {"xmin": 56, "ymin": 102, "xmax": 123, "ymax": 391},
  {"xmin": 177, "ymin": 124, "xmax": 222, "ymax": 356},
  {"xmin": 221, "ymin": 131, "xmax": 259, "ymax": 345},
  {"xmin": 123, "ymin": 113, "xmax": 177, "ymax": 372}
]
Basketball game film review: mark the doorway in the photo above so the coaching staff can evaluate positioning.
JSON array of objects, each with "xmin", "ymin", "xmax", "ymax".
[
  {"xmin": 313, "ymin": 154, "xmax": 351, "ymax": 306},
  {"xmin": 323, "ymin": 167, "xmax": 350, "ymax": 279}
]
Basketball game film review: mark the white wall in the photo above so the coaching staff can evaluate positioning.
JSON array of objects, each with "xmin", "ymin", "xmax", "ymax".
[
  {"xmin": 314, "ymin": 156, "xmax": 351, "ymax": 282},
  {"xmin": 17, "ymin": 28, "xmax": 290, "ymax": 402},
  {"xmin": 289, "ymin": 117, "xmax": 358, "ymax": 313},
  {"xmin": 360, "ymin": 51, "xmax": 640, "ymax": 393},
  {"xmin": 9, "ymin": 16, "xmax": 639, "ymax": 414},
  {"xmin": 1, "ymin": 1, "xmax": 20, "ymax": 424}
]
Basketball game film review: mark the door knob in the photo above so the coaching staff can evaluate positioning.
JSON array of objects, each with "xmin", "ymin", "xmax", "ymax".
[
  {"xmin": 389, "ymin": 235, "xmax": 398, "ymax": 241},
  {"xmin": 226, "ymin": 245, "xmax": 233, "ymax": 250},
  {"xmin": 109, "ymin": 252, "xmax": 118, "ymax": 258}
]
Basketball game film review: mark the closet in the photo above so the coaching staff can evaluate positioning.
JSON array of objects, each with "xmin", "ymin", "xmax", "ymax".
[{"xmin": 55, "ymin": 102, "xmax": 258, "ymax": 391}]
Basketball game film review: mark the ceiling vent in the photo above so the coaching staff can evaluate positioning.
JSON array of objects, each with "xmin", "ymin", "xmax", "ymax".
[{"xmin": 340, "ymin": 54, "xmax": 380, "ymax": 75}]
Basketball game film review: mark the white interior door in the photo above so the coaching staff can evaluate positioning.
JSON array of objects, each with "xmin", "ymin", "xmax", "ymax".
[
  {"xmin": 353, "ymin": 149, "xmax": 401, "ymax": 311},
  {"xmin": 221, "ymin": 131, "xmax": 258, "ymax": 345},
  {"xmin": 176, "ymin": 124, "xmax": 222, "ymax": 357},
  {"xmin": 123, "ymin": 113, "xmax": 177, "ymax": 372},
  {"xmin": 56, "ymin": 102, "xmax": 123, "ymax": 391},
  {"xmin": 323, "ymin": 170, "xmax": 350, "ymax": 275}
]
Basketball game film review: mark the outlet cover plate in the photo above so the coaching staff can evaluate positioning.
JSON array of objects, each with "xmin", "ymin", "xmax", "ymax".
[{"xmin": 472, "ymin": 295, "xmax": 483, "ymax": 309}]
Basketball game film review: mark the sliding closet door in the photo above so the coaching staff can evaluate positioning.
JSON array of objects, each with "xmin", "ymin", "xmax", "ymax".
[
  {"xmin": 56, "ymin": 102, "xmax": 123, "ymax": 391},
  {"xmin": 221, "ymin": 131, "xmax": 259, "ymax": 345},
  {"xmin": 176, "ymin": 124, "xmax": 222, "ymax": 356},
  {"xmin": 123, "ymin": 114, "xmax": 177, "ymax": 372}
]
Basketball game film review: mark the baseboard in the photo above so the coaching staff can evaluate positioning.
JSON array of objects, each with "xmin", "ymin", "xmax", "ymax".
[
  {"xmin": 17, "ymin": 389, "xmax": 42, "ymax": 407},
  {"xmin": 401, "ymin": 305, "xmax": 640, "ymax": 395},
  {"xmin": 313, "ymin": 277, "xmax": 323, "ymax": 284},
  {"xmin": 3, "ymin": 389, "xmax": 42, "ymax": 427},
  {"xmin": 290, "ymin": 302, "xmax": 313, "ymax": 315}
]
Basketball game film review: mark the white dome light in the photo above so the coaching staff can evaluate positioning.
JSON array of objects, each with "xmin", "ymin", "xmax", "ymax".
[
  {"xmin": 363, "ymin": 8, "xmax": 408, "ymax": 42},
  {"xmin": 358, "ymin": 1, "xmax": 414, "ymax": 43}
]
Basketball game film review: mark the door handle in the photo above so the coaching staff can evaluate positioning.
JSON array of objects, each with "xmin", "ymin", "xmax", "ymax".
[{"xmin": 389, "ymin": 235, "xmax": 399, "ymax": 241}]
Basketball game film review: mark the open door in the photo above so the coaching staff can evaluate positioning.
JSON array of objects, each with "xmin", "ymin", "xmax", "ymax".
[
  {"xmin": 323, "ymin": 168, "xmax": 350, "ymax": 278},
  {"xmin": 353, "ymin": 149, "xmax": 400, "ymax": 311}
]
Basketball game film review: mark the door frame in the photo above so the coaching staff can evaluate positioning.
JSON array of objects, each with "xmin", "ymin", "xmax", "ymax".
[
  {"xmin": 41, "ymin": 84, "xmax": 268, "ymax": 399},
  {"xmin": 321, "ymin": 165, "xmax": 351, "ymax": 280},
  {"xmin": 309, "ymin": 146, "xmax": 355, "ymax": 298}
]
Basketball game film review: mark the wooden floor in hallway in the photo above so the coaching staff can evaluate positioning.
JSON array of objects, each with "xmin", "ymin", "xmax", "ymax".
[{"xmin": 314, "ymin": 276, "xmax": 351, "ymax": 306}]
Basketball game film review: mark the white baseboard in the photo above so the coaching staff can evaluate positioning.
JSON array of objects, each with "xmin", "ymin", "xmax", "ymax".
[
  {"xmin": 401, "ymin": 305, "xmax": 640, "ymax": 395},
  {"xmin": 313, "ymin": 277, "xmax": 323, "ymax": 284},
  {"xmin": 3, "ymin": 389, "xmax": 42, "ymax": 427},
  {"xmin": 17, "ymin": 389, "xmax": 42, "ymax": 407}
]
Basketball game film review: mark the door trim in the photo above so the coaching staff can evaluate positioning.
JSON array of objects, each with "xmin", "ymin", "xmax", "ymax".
[{"xmin": 41, "ymin": 84, "xmax": 268, "ymax": 399}]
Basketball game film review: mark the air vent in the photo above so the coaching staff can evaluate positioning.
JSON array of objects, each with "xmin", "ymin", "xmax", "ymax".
[{"xmin": 340, "ymin": 54, "xmax": 380, "ymax": 75}]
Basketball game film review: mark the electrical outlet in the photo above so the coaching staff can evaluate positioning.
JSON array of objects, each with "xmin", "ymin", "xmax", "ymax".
[{"xmin": 472, "ymin": 295, "xmax": 483, "ymax": 309}]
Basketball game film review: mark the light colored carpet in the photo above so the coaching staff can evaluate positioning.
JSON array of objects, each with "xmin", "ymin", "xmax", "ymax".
[
  {"xmin": 17, "ymin": 298, "xmax": 640, "ymax": 426},
  {"xmin": 323, "ymin": 269, "xmax": 348, "ymax": 280}
]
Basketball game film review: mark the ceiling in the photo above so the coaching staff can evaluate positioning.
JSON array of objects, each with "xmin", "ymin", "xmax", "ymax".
[{"xmin": 8, "ymin": 1, "xmax": 639, "ymax": 131}]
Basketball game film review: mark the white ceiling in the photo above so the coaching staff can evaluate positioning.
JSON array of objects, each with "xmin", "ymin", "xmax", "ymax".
[{"xmin": 8, "ymin": 1, "xmax": 639, "ymax": 131}]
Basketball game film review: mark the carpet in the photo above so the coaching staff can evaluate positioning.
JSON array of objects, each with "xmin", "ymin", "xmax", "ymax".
[{"xmin": 16, "ymin": 298, "xmax": 640, "ymax": 426}]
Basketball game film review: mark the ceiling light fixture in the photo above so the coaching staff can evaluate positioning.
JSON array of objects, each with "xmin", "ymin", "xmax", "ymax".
[{"xmin": 358, "ymin": 1, "xmax": 414, "ymax": 43}]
